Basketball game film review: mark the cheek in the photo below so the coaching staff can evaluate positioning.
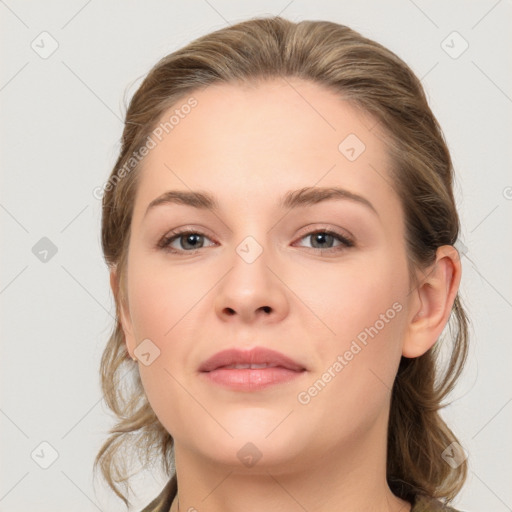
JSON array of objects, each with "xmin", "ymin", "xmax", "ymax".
[
  {"xmin": 297, "ymin": 251, "xmax": 408, "ymax": 394},
  {"xmin": 126, "ymin": 262, "xmax": 194, "ymax": 434},
  {"xmin": 126, "ymin": 255, "xmax": 204, "ymax": 342},
  {"xmin": 291, "ymin": 251, "xmax": 407, "ymax": 342},
  {"xmin": 125, "ymin": 254, "xmax": 214, "ymax": 424},
  {"xmin": 295, "ymin": 265, "xmax": 407, "ymax": 437}
]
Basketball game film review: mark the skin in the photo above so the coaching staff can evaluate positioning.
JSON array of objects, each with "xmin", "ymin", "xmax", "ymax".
[{"xmin": 113, "ymin": 78, "xmax": 461, "ymax": 512}]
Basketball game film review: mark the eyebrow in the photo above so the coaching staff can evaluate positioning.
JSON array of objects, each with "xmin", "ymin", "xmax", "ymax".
[{"xmin": 144, "ymin": 186, "xmax": 378, "ymax": 218}]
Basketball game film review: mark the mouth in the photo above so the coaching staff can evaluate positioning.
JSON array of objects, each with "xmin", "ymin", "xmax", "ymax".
[
  {"xmin": 199, "ymin": 346, "xmax": 306, "ymax": 372},
  {"xmin": 219, "ymin": 363, "xmax": 289, "ymax": 369},
  {"xmin": 199, "ymin": 347, "xmax": 307, "ymax": 391}
]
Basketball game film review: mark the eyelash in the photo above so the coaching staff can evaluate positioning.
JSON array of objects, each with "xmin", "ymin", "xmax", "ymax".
[{"xmin": 157, "ymin": 227, "xmax": 355, "ymax": 255}]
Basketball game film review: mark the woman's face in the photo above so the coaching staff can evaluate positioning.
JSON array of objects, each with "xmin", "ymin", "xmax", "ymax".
[{"xmin": 119, "ymin": 78, "xmax": 418, "ymax": 472}]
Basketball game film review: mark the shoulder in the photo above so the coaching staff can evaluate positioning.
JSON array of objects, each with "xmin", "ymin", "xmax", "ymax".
[
  {"xmin": 412, "ymin": 494, "xmax": 466, "ymax": 512},
  {"xmin": 139, "ymin": 475, "xmax": 177, "ymax": 512},
  {"xmin": 137, "ymin": 482, "xmax": 468, "ymax": 512}
]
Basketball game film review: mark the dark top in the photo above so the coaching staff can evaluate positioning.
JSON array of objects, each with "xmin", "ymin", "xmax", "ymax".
[{"xmin": 140, "ymin": 474, "xmax": 465, "ymax": 512}]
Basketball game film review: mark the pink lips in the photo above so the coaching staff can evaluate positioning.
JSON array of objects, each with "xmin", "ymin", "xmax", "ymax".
[{"xmin": 199, "ymin": 347, "xmax": 306, "ymax": 391}]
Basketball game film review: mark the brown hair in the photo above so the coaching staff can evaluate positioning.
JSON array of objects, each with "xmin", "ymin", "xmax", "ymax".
[{"xmin": 95, "ymin": 15, "xmax": 469, "ymax": 508}]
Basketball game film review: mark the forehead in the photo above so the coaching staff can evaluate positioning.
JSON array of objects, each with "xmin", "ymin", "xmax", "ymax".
[{"xmin": 132, "ymin": 77, "xmax": 400, "ymax": 221}]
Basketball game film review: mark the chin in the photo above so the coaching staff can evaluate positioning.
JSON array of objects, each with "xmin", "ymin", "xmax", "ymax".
[
  {"xmin": 201, "ymin": 423, "xmax": 311, "ymax": 468},
  {"xmin": 204, "ymin": 440, "xmax": 304, "ymax": 473}
]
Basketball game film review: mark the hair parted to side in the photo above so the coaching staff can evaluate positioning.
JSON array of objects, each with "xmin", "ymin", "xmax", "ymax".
[{"xmin": 95, "ymin": 15, "xmax": 469, "ymax": 508}]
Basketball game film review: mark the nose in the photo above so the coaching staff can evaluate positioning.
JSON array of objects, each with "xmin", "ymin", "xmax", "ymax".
[{"xmin": 213, "ymin": 245, "xmax": 289, "ymax": 325}]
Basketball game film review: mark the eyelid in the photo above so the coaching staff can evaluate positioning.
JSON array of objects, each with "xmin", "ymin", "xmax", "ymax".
[
  {"xmin": 157, "ymin": 226, "xmax": 217, "ymax": 252},
  {"xmin": 157, "ymin": 224, "xmax": 356, "ymax": 254},
  {"xmin": 294, "ymin": 223, "xmax": 355, "ymax": 245}
]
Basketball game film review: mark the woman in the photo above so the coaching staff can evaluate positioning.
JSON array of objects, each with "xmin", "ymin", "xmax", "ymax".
[{"xmin": 95, "ymin": 16, "xmax": 469, "ymax": 512}]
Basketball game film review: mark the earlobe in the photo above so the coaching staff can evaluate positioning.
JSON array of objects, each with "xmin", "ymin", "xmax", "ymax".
[
  {"xmin": 110, "ymin": 269, "xmax": 137, "ymax": 360},
  {"xmin": 402, "ymin": 245, "xmax": 461, "ymax": 358}
]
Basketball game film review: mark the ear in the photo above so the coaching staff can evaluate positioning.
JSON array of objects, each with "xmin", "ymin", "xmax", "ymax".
[
  {"xmin": 110, "ymin": 269, "xmax": 137, "ymax": 360},
  {"xmin": 402, "ymin": 245, "xmax": 461, "ymax": 358}
]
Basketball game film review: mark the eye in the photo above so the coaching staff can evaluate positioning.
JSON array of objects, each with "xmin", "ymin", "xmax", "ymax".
[
  {"xmin": 157, "ymin": 229, "xmax": 216, "ymax": 254},
  {"xmin": 294, "ymin": 229, "xmax": 354, "ymax": 253},
  {"xmin": 157, "ymin": 227, "xmax": 355, "ymax": 255}
]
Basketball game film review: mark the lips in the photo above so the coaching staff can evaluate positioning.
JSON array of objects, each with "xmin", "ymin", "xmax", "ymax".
[
  {"xmin": 199, "ymin": 346, "xmax": 306, "ymax": 373},
  {"xmin": 199, "ymin": 347, "xmax": 307, "ymax": 391}
]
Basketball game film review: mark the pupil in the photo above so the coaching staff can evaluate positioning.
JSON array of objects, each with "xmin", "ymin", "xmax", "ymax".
[
  {"xmin": 184, "ymin": 234, "xmax": 201, "ymax": 249},
  {"xmin": 314, "ymin": 233, "xmax": 332, "ymax": 248}
]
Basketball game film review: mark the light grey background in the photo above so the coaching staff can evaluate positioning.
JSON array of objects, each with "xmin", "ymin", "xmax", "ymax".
[{"xmin": 1, "ymin": 1, "xmax": 511, "ymax": 511}]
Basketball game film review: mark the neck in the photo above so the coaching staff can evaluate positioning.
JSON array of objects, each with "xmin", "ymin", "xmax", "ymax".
[{"xmin": 169, "ymin": 411, "xmax": 411, "ymax": 512}]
